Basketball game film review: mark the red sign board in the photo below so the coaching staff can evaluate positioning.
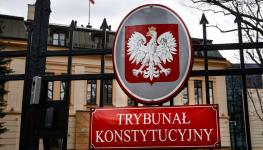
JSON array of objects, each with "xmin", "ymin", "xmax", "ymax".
[{"xmin": 89, "ymin": 105, "xmax": 220, "ymax": 149}]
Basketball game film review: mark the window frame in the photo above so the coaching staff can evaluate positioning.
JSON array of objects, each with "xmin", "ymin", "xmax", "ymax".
[
  {"xmin": 52, "ymin": 32, "xmax": 66, "ymax": 46},
  {"xmin": 182, "ymin": 84, "xmax": 189, "ymax": 105},
  {"xmin": 46, "ymin": 72, "xmax": 54, "ymax": 101},
  {"xmin": 103, "ymin": 80, "xmax": 112, "ymax": 105},
  {"xmin": 87, "ymin": 80, "xmax": 97, "ymax": 105},
  {"xmin": 209, "ymin": 81, "xmax": 214, "ymax": 104},
  {"xmin": 60, "ymin": 81, "xmax": 66, "ymax": 100},
  {"xmin": 194, "ymin": 80, "xmax": 203, "ymax": 105},
  {"xmin": 47, "ymin": 81, "xmax": 54, "ymax": 101}
]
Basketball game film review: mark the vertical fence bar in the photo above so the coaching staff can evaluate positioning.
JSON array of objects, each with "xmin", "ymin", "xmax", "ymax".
[
  {"xmin": 235, "ymin": 12, "xmax": 252, "ymax": 150},
  {"xmin": 19, "ymin": 22, "xmax": 33, "ymax": 150},
  {"xmin": 200, "ymin": 13, "xmax": 210, "ymax": 105},
  {"xmin": 99, "ymin": 54, "xmax": 105, "ymax": 107},
  {"xmin": 61, "ymin": 20, "xmax": 76, "ymax": 150},
  {"xmin": 19, "ymin": 0, "xmax": 50, "ymax": 149},
  {"xmin": 99, "ymin": 27, "xmax": 107, "ymax": 107},
  {"xmin": 170, "ymin": 99, "xmax": 174, "ymax": 106}
]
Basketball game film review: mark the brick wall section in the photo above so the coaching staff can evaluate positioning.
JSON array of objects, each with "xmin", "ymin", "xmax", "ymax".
[{"xmin": 75, "ymin": 111, "xmax": 90, "ymax": 150}]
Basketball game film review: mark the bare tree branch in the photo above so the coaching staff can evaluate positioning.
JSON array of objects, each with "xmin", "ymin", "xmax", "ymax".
[
  {"xmin": 211, "ymin": 0, "xmax": 263, "ymax": 22},
  {"xmin": 190, "ymin": 0, "xmax": 263, "ymax": 36},
  {"xmin": 187, "ymin": 5, "xmax": 231, "ymax": 16},
  {"xmin": 254, "ymin": 85, "xmax": 263, "ymax": 113},
  {"xmin": 244, "ymin": 21, "xmax": 263, "ymax": 36},
  {"xmin": 243, "ymin": 24, "xmax": 263, "ymax": 66},
  {"xmin": 207, "ymin": 24, "xmax": 252, "ymax": 33},
  {"xmin": 207, "ymin": 25, "xmax": 238, "ymax": 32},
  {"xmin": 246, "ymin": 51, "xmax": 261, "ymax": 65}
]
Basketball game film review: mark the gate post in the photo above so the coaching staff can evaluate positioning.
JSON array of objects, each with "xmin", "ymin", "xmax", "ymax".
[
  {"xmin": 61, "ymin": 20, "xmax": 76, "ymax": 149},
  {"xmin": 19, "ymin": 0, "xmax": 50, "ymax": 149}
]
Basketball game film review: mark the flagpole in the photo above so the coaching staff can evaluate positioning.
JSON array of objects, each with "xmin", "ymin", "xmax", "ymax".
[{"xmin": 88, "ymin": 0, "xmax": 91, "ymax": 26}]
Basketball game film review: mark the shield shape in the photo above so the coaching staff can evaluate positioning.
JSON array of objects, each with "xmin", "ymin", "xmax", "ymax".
[
  {"xmin": 125, "ymin": 24, "xmax": 179, "ymax": 84},
  {"xmin": 113, "ymin": 4, "xmax": 193, "ymax": 104}
]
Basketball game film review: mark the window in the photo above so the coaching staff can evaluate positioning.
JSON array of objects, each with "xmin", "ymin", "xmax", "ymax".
[
  {"xmin": 60, "ymin": 81, "xmax": 66, "ymax": 100},
  {"xmin": 47, "ymin": 81, "xmax": 54, "ymax": 100},
  {"xmin": 52, "ymin": 33, "xmax": 65, "ymax": 46},
  {"xmin": 182, "ymin": 84, "xmax": 189, "ymax": 105},
  {"xmin": 87, "ymin": 80, "xmax": 97, "ymax": 104},
  {"xmin": 194, "ymin": 80, "xmax": 202, "ymax": 104},
  {"xmin": 46, "ymin": 73, "xmax": 54, "ymax": 101},
  {"xmin": 103, "ymin": 80, "xmax": 112, "ymax": 105},
  {"xmin": 209, "ymin": 81, "xmax": 214, "ymax": 104}
]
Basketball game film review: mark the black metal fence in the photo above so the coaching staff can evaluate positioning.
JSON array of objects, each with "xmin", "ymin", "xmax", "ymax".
[{"xmin": 1, "ymin": 0, "xmax": 263, "ymax": 149}]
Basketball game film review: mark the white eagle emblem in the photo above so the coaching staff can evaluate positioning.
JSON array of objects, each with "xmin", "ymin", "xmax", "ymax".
[{"xmin": 127, "ymin": 26, "xmax": 177, "ymax": 81}]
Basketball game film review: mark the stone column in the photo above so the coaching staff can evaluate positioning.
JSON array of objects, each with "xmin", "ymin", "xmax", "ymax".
[{"xmin": 74, "ymin": 66, "xmax": 86, "ymax": 111}]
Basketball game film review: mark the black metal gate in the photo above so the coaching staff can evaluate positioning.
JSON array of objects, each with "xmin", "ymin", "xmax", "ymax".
[{"xmin": 1, "ymin": 0, "xmax": 263, "ymax": 149}]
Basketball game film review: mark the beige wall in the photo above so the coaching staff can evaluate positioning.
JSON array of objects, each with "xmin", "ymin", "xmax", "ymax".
[{"xmin": 247, "ymin": 89, "xmax": 263, "ymax": 149}]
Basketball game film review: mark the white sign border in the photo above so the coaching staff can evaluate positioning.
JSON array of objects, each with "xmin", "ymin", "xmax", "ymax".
[{"xmin": 112, "ymin": 4, "xmax": 193, "ymax": 104}]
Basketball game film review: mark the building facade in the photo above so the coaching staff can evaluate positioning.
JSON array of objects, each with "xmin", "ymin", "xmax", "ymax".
[
  {"xmin": 0, "ymin": 11, "xmax": 233, "ymax": 150},
  {"xmin": 226, "ymin": 64, "xmax": 263, "ymax": 150}
]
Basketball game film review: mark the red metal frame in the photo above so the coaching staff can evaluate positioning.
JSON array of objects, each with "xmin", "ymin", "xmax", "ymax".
[{"xmin": 89, "ymin": 105, "xmax": 220, "ymax": 149}]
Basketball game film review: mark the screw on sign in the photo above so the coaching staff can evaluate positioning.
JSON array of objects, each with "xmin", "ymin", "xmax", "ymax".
[{"xmin": 113, "ymin": 4, "xmax": 193, "ymax": 104}]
